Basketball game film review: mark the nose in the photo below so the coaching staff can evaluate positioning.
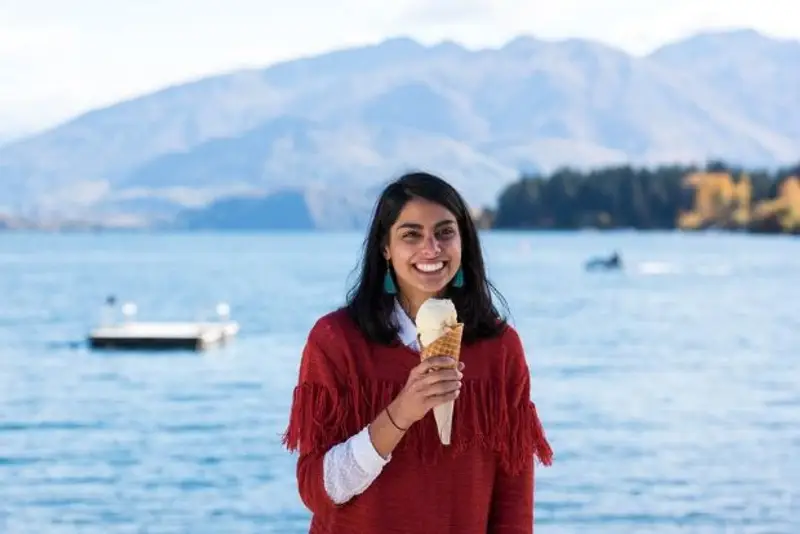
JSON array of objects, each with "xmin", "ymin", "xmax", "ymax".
[{"xmin": 421, "ymin": 235, "xmax": 441, "ymax": 257}]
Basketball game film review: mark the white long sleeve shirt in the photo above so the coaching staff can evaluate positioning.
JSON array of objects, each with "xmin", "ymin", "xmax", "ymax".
[{"xmin": 322, "ymin": 299, "xmax": 419, "ymax": 505}]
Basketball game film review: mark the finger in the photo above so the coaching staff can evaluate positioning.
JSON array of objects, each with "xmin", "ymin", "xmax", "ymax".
[
  {"xmin": 426, "ymin": 356, "xmax": 458, "ymax": 369},
  {"xmin": 423, "ymin": 356, "xmax": 458, "ymax": 371},
  {"xmin": 418, "ymin": 368, "xmax": 462, "ymax": 387},
  {"xmin": 425, "ymin": 389, "xmax": 460, "ymax": 408},
  {"xmin": 410, "ymin": 356, "xmax": 457, "ymax": 379},
  {"xmin": 419, "ymin": 378, "xmax": 462, "ymax": 397},
  {"xmin": 410, "ymin": 368, "xmax": 461, "ymax": 394},
  {"xmin": 410, "ymin": 373, "xmax": 455, "ymax": 394}
]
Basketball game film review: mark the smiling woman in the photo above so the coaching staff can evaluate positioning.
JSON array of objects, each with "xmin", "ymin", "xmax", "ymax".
[
  {"xmin": 384, "ymin": 197, "xmax": 462, "ymax": 310},
  {"xmin": 282, "ymin": 171, "xmax": 553, "ymax": 534},
  {"xmin": 346, "ymin": 172, "xmax": 509, "ymax": 346}
]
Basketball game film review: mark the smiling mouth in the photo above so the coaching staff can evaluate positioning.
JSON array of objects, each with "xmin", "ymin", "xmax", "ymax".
[{"xmin": 414, "ymin": 261, "xmax": 446, "ymax": 274}]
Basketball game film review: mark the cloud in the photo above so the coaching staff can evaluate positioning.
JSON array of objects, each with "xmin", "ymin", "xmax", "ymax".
[
  {"xmin": 0, "ymin": 18, "xmax": 83, "ymax": 63},
  {"xmin": 387, "ymin": 0, "xmax": 800, "ymax": 54},
  {"xmin": 0, "ymin": 17, "xmax": 90, "ymax": 130},
  {"xmin": 0, "ymin": 0, "xmax": 798, "ymax": 134},
  {"xmin": 394, "ymin": 0, "xmax": 496, "ymax": 26}
]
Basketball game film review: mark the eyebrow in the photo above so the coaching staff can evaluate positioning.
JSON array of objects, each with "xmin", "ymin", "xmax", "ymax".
[{"xmin": 396, "ymin": 219, "xmax": 457, "ymax": 231}]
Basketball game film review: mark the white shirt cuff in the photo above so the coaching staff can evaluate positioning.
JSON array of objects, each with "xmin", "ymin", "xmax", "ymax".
[{"xmin": 351, "ymin": 425, "xmax": 391, "ymax": 474}]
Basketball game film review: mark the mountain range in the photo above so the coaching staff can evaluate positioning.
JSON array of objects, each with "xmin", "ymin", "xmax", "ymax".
[{"xmin": 0, "ymin": 28, "xmax": 797, "ymax": 230}]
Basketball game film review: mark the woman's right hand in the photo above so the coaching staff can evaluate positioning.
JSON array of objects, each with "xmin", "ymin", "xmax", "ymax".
[{"xmin": 387, "ymin": 356, "xmax": 464, "ymax": 429}]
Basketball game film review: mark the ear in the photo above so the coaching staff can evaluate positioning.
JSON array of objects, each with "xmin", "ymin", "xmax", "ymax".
[{"xmin": 383, "ymin": 246, "xmax": 390, "ymax": 261}]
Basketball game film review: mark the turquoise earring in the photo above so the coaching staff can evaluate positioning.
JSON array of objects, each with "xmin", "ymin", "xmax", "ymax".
[
  {"xmin": 452, "ymin": 268, "xmax": 464, "ymax": 288},
  {"xmin": 384, "ymin": 264, "xmax": 397, "ymax": 294}
]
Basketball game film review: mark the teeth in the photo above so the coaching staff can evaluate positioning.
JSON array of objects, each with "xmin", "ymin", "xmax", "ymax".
[{"xmin": 416, "ymin": 262, "xmax": 444, "ymax": 273}]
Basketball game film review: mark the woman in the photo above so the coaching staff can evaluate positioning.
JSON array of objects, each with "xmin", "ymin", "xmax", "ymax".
[{"xmin": 283, "ymin": 172, "xmax": 552, "ymax": 533}]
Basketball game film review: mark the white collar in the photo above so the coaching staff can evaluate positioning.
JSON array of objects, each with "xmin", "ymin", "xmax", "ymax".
[{"xmin": 392, "ymin": 298, "xmax": 419, "ymax": 349}]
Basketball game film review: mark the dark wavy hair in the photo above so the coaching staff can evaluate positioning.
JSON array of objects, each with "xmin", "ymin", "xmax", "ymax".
[{"xmin": 345, "ymin": 171, "xmax": 508, "ymax": 345}]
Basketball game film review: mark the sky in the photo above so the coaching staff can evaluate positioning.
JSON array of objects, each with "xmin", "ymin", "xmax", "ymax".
[{"xmin": 1, "ymin": 0, "xmax": 798, "ymax": 137}]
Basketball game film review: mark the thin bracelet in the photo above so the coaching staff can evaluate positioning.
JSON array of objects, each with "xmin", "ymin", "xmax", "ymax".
[{"xmin": 385, "ymin": 407, "xmax": 408, "ymax": 432}]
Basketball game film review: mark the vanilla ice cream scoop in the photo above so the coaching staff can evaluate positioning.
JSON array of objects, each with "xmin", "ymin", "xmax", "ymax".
[{"xmin": 415, "ymin": 298, "xmax": 458, "ymax": 347}]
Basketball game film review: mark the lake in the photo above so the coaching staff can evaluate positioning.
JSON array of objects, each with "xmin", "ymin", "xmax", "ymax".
[{"xmin": 0, "ymin": 231, "xmax": 797, "ymax": 533}]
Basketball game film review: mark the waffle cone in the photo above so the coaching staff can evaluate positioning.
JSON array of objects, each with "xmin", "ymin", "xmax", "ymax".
[
  {"xmin": 419, "ymin": 323, "xmax": 464, "ymax": 363},
  {"xmin": 419, "ymin": 323, "xmax": 464, "ymax": 445}
]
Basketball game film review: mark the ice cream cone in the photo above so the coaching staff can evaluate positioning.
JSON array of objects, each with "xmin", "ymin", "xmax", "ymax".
[
  {"xmin": 419, "ymin": 322, "xmax": 464, "ymax": 363},
  {"xmin": 419, "ymin": 323, "xmax": 464, "ymax": 445}
]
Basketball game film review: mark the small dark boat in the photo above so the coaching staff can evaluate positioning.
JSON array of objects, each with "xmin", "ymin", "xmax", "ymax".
[{"xmin": 585, "ymin": 251, "xmax": 623, "ymax": 271}]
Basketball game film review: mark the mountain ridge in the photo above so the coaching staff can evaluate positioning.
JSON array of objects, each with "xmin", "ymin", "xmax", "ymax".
[{"xmin": 0, "ymin": 28, "xmax": 797, "ymax": 229}]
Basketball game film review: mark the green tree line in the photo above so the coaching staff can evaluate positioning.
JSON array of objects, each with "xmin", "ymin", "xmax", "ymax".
[{"xmin": 486, "ymin": 161, "xmax": 800, "ymax": 234}]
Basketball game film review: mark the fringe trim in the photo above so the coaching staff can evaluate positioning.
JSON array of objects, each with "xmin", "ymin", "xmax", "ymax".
[
  {"xmin": 281, "ymin": 383, "xmax": 353, "ymax": 454},
  {"xmin": 282, "ymin": 380, "xmax": 553, "ymax": 474}
]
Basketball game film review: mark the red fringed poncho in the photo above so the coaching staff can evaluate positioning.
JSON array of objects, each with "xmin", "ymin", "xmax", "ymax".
[{"xmin": 283, "ymin": 309, "xmax": 553, "ymax": 534}]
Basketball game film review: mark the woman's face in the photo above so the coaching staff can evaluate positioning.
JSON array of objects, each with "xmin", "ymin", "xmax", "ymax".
[{"xmin": 384, "ymin": 197, "xmax": 462, "ymax": 305}]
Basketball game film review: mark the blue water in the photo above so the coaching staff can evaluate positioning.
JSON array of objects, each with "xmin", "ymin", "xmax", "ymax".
[{"xmin": 0, "ymin": 231, "xmax": 798, "ymax": 534}]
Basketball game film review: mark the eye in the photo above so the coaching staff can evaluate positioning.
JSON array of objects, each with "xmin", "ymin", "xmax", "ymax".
[
  {"xmin": 437, "ymin": 226, "xmax": 457, "ymax": 239},
  {"xmin": 402, "ymin": 230, "xmax": 422, "ymax": 241}
]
